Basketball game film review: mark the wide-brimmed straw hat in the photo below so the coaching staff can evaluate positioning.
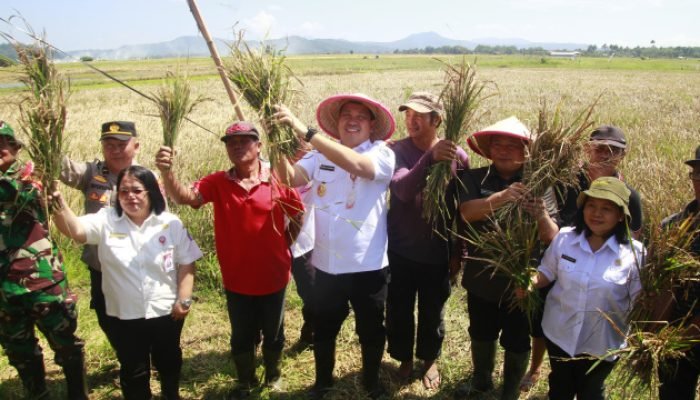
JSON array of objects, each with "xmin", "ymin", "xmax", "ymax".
[
  {"xmin": 316, "ymin": 93, "xmax": 396, "ymax": 141},
  {"xmin": 576, "ymin": 176, "xmax": 631, "ymax": 219},
  {"xmin": 466, "ymin": 116, "xmax": 531, "ymax": 159}
]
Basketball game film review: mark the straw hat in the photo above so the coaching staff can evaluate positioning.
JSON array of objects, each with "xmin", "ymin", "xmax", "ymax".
[
  {"xmin": 316, "ymin": 93, "xmax": 396, "ymax": 141},
  {"xmin": 466, "ymin": 116, "xmax": 531, "ymax": 159}
]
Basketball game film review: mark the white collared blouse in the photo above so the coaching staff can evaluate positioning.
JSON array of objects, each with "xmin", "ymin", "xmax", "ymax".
[
  {"xmin": 80, "ymin": 208, "xmax": 203, "ymax": 320},
  {"xmin": 539, "ymin": 227, "xmax": 644, "ymax": 359},
  {"xmin": 296, "ymin": 139, "xmax": 395, "ymax": 274}
]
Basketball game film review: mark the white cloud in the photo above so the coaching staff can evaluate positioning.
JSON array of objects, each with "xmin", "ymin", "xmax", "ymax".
[
  {"xmin": 243, "ymin": 11, "xmax": 277, "ymax": 37},
  {"xmin": 299, "ymin": 21, "xmax": 323, "ymax": 36},
  {"xmin": 267, "ymin": 4, "xmax": 283, "ymax": 12}
]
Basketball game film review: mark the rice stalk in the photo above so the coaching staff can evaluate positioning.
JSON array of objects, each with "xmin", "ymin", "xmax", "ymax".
[
  {"xmin": 422, "ymin": 58, "xmax": 494, "ymax": 227},
  {"xmin": 521, "ymin": 97, "xmax": 597, "ymax": 204},
  {"xmin": 597, "ymin": 212, "xmax": 700, "ymax": 397},
  {"xmin": 152, "ymin": 70, "xmax": 207, "ymax": 148},
  {"xmin": 226, "ymin": 33, "xmax": 302, "ymax": 168},
  {"xmin": 5, "ymin": 27, "xmax": 68, "ymax": 217},
  {"xmin": 463, "ymin": 207, "xmax": 542, "ymax": 324}
]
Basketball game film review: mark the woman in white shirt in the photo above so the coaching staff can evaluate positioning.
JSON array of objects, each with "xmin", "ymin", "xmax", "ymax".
[
  {"xmin": 519, "ymin": 176, "xmax": 643, "ymax": 400},
  {"xmin": 53, "ymin": 165, "xmax": 203, "ymax": 400}
]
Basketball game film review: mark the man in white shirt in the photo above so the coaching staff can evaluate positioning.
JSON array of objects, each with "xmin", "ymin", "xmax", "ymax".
[{"xmin": 273, "ymin": 93, "xmax": 396, "ymax": 399}]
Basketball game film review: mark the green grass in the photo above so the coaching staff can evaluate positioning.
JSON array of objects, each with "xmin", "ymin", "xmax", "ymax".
[{"xmin": 1, "ymin": 53, "xmax": 699, "ymax": 399}]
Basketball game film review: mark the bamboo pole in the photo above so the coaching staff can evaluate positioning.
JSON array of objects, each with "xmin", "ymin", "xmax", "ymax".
[{"xmin": 186, "ymin": 0, "xmax": 246, "ymax": 121}]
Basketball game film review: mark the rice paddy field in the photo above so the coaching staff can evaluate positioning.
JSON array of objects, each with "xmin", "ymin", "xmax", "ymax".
[{"xmin": 0, "ymin": 54, "xmax": 699, "ymax": 399}]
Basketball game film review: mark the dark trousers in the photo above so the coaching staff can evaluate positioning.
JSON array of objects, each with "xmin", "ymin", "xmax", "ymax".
[
  {"xmin": 89, "ymin": 268, "xmax": 118, "ymax": 348},
  {"xmin": 467, "ymin": 292, "xmax": 530, "ymax": 353},
  {"xmin": 225, "ymin": 287, "xmax": 287, "ymax": 355},
  {"xmin": 291, "ymin": 251, "xmax": 314, "ymax": 325},
  {"xmin": 545, "ymin": 337, "xmax": 616, "ymax": 400},
  {"xmin": 108, "ymin": 314, "xmax": 184, "ymax": 400},
  {"xmin": 386, "ymin": 251, "xmax": 450, "ymax": 362},
  {"xmin": 659, "ymin": 345, "xmax": 700, "ymax": 400},
  {"xmin": 313, "ymin": 268, "xmax": 389, "ymax": 347}
]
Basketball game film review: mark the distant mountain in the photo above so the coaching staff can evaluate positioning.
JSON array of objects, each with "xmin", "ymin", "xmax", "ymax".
[{"xmin": 59, "ymin": 32, "xmax": 588, "ymax": 60}]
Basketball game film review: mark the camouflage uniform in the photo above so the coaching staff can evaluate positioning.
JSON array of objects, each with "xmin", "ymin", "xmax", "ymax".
[{"xmin": 0, "ymin": 159, "xmax": 87, "ymax": 399}]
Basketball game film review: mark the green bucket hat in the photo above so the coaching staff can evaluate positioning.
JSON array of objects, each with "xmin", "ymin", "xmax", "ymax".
[
  {"xmin": 576, "ymin": 176, "xmax": 631, "ymax": 218},
  {"xmin": 0, "ymin": 121, "xmax": 22, "ymax": 147}
]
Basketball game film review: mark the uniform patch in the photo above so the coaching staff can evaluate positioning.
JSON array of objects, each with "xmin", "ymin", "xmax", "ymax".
[
  {"xmin": 93, "ymin": 175, "xmax": 107, "ymax": 183},
  {"xmin": 561, "ymin": 254, "xmax": 576, "ymax": 263},
  {"xmin": 319, "ymin": 164, "xmax": 335, "ymax": 172},
  {"xmin": 89, "ymin": 192, "xmax": 100, "ymax": 201},
  {"xmin": 98, "ymin": 194, "xmax": 109, "ymax": 203}
]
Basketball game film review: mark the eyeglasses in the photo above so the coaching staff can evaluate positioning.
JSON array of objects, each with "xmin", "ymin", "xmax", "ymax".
[
  {"xmin": 690, "ymin": 171, "xmax": 700, "ymax": 181},
  {"xmin": 118, "ymin": 187, "xmax": 148, "ymax": 197}
]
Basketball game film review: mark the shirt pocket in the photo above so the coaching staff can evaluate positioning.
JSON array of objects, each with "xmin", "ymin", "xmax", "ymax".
[
  {"xmin": 104, "ymin": 234, "xmax": 134, "ymax": 266},
  {"xmin": 603, "ymin": 266, "xmax": 631, "ymax": 285}
]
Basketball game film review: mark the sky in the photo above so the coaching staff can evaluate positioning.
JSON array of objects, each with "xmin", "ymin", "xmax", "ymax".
[{"xmin": 1, "ymin": 0, "xmax": 698, "ymax": 51}]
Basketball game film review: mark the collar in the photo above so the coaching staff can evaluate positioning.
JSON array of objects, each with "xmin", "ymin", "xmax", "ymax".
[
  {"xmin": 226, "ymin": 160, "xmax": 271, "ymax": 183},
  {"xmin": 113, "ymin": 208, "xmax": 157, "ymax": 225},
  {"xmin": 484, "ymin": 164, "xmax": 523, "ymax": 184},
  {"xmin": 573, "ymin": 229, "xmax": 620, "ymax": 255},
  {"xmin": 352, "ymin": 139, "xmax": 374, "ymax": 152}
]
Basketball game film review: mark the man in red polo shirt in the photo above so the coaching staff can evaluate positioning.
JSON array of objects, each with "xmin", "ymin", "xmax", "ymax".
[{"xmin": 155, "ymin": 122, "xmax": 303, "ymax": 399}]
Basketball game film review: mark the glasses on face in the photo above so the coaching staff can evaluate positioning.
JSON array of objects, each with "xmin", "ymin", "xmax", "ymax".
[{"xmin": 118, "ymin": 187, "xmax": 148, "ymax": 197}]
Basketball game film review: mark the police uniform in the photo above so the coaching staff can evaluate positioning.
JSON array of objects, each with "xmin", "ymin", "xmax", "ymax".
[{"xmin": 0, "ymin": 157, "xmax": 87, "ymax": 399}]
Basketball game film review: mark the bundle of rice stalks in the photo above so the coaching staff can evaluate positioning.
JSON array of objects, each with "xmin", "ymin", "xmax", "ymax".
[
  {"xmin": 6, "ymin": 29, "xmax": 68, "ymax": 216},
  {"xmin": 226, "ymin": 33, "xmax": 301, "ymax": 168},
  {"xmin": 152, "ymin": 70, "xmax": 207, "ymax": 148},
  {"xmin": 598, "ymin": 212, "xmax": 699, "ymax": 397},
  {"xmin": 521, "ymin": 97, "xmax": 597, "ymax": 201},
  {"xmin": 463, "ymin": 207, "xmax": 542, "ymax": 324},
  {"xmin": 422, "ymin": 58, "xmax": 493, "ymax": 228}
]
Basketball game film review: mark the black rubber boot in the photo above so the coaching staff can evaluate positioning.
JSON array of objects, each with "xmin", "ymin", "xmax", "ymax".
[
  {"xmin": 454, "ymin": 340, "xmax": 496, "ymax": 399},
  {"xmin": 16, "ymin": 354, "xmax": 49, "ymax": 399},
  {"xmin": 309, "ymin": 341, "xmax": 335, "ymax": 400},
  {"xmin": 361, "ymin": 342, "xmax": 387, "ymax": 400},
  {"xmin": 262, "ymin": 349, "xmax": 283, "ymax": 390},
  {"xmin": 227, "ymin": 352, "xmax": 258, "ymax": 400},
  {"xmin": 501, "ymin": 350, "xmax": 529, "ymax": 400},
  {"xmin": 62, "ymin": 352, "xmax": 89, "ymax": 400}
]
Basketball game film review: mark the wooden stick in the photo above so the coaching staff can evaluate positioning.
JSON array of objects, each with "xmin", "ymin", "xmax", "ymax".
[{"xmin": 186, "ymin": 0, "xmax": 246, "ymax": 121}]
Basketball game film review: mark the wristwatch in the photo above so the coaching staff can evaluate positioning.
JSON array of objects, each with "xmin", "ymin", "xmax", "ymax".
[
  {"xmin": 178, "ymin": 298, "xmax": 193, "ymax": 310},
  {"xmin": 304, "ymin": 126, "xmax": 318, "ymax": 143}
]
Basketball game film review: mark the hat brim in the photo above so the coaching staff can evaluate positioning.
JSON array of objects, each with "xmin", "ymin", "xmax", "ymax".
[
  {"xmin": 576, "ymin": 190, "xmax": 631, "ymax": 218},
  {"xmin": 100, "ymin": 134, "xmax": 134, "ymax": 141},
  {"xmin": 467, "ymin": 131, "xmax": 531, "ymax": 160},
  {"xmin": 589, "ymin": 139, "xmax": 627, "ymax": 149},
  {"xmin": 316, "ymin": 94, "xmax": 396, "ymax": 142},
  {"xmin": 221, "ymin": 132, "xmax": 260, "ymax": 142},
  {"xmin": 685, "ymin": 160, "xmax": 700, "ymax": 167},
  {"xmin": 398, "ymin": 102, "xmax": 434, "ymax": 114}
]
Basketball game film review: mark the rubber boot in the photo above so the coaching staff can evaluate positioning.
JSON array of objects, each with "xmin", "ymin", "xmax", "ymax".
[
  {"xmin": 361, "ymin": 342, "xmax": 387, "ymax": 400},
  {"xmin": 62, "ymin": 352, "xmax": 89, "ymax": 400},
  {"xmin": 228, "ymin": 352, "xmax": 258, "ymax": 400},
  {"xmin": 16, "ymin": 355, "xmax": 49, "ymax": 399},
  {"xmin": 501, "ymin": 350, "xmax": 529, "ymax": 400},
  {"xmin": 455, "ymin": 340, "xmax": 497, "ymax": 398},
  {"xmin": 262, "ymin": 348, "xmax": 283, "ymax": 391},
  {"xmin": 309, "ymin": 340, "xmax": 335, "ymax": 400}
]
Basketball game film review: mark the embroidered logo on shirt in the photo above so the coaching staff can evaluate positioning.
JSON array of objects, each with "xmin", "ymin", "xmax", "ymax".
[
  {"xmin": 614, "ymin": 259, "xmax": 622, "ymax": 266},
  {"xmin": 561, "ymin": 254, "xmax": 577, "ymax": 263},
  {"xmin": 159, "ymin": 236, "xmax": 166, "ymax": 245},
  {"xmin": 319, "ymin": 164, "xmax": 335, "ymax": 172}
]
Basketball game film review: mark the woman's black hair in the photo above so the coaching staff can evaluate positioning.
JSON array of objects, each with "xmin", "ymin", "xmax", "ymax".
[
  {"xmin": 573, "ymin": 195, "xmax": 630, "ymax": 244},
  {"xmin": 115, "ymin": 165, "xmax": 166, "ymax": 217}
]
